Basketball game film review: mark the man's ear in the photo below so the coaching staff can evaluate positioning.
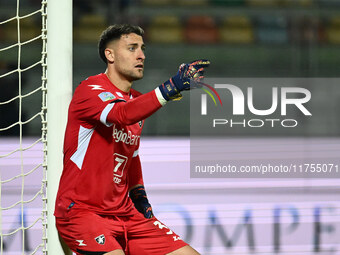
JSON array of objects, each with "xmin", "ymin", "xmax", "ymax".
[{"xmin": 105, "ymin": 48, "xmax": 114, "ymax": 63}]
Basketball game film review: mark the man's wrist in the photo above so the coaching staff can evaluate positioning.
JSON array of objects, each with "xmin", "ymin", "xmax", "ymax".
[
  {"xmin": 129, "ymin": 185, "xmax": 154, "ymax": 219},
  {"xmin": 158, "ymin": 78, "xmax": 183, "ymax": 101},
  {"xmin": 154, "ymin": 87, "xmax": 168, "ymax": 106}
]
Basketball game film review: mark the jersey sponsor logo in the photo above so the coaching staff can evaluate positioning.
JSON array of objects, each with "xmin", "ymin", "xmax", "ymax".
[
  {"xmin": 113, "ymin": 176, "xmax": 121, "ymax": 184},
  {"xmin": 98, "ymin": 92, "xmax": 116, "ymax": 102},
  {"xmin": 138, "ymin": 121, "xmax": 143, "ymax": 128},
  {"xmin": 76, "ymin": 240, "xmax": 87, "ymax": 246},
  {"xmin": 95, "ymin": 234, "xmax": 105, "ymax": 245},
  {"xmin": 112, "ymin": 125, "xmax": 140, "ymax": 146},
  {"xmin": 113, "ymin": 153, "xmax": 128, "ymax": 184},
  {"xmin": 88, "ymin": 85, "xmax": 105, "ymax": 90}
]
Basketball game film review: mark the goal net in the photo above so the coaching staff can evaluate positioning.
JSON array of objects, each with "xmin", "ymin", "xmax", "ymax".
[{"xmin": 0, "ymin": 0, "xmax": 47, "ymax": 254}]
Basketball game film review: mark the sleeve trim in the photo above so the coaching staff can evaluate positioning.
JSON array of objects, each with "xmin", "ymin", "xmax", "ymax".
[
  {"xmin": 155, "ymin": 87, "xmax": 167, "ymax": 106},
  {"xmin": 100, "ymin": 103, "xmax": 115, "ymax": 127}
]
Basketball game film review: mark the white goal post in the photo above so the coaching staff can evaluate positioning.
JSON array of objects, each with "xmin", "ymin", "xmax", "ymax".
[{"xmin": 46, "ymin": 0, "xmax": 72, "ymax": 254}]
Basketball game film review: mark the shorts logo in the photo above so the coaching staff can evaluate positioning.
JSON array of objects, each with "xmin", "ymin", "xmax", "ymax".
[
  {"xmin": 98, "ymin": 92, "xmax": 115, "ymax": 102},
  {"xmin": 153, "ymin": 220, "xmax": 182, "ymax": 241},
  {"xmin": 95, "ymin": 234, "xmax": 105, "ymax": 245},
  {"xmin": 173, "ymin": 236, "xmax": 181, "ymax": 241},
  {"xmin": 76, "ymin": 240, "xmax": 87, "ymax": 246}
]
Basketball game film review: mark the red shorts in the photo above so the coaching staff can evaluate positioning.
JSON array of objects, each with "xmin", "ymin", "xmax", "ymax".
[{"xmin": 56, "ymin": 208, "xmax": 188, "ymax": 255}]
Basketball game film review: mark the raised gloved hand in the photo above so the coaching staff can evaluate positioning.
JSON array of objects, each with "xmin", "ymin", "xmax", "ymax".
[
  {"xmin": 129, "ymin": 185, "xmax": 154, "ymax": 219},
  {"xmin": 158, "ymin": 59, "xmax": 210, "ymax": 101}
]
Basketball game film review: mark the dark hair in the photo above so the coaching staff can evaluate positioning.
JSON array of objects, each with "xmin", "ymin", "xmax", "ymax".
[{"xmin": 98, "ymin": 24, "xmax": 144, "ymax": 64}]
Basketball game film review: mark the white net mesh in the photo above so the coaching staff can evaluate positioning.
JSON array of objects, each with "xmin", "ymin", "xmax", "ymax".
[{"xmin": 0, "ymin": 0, "xmax": 47, "ymax": 254}]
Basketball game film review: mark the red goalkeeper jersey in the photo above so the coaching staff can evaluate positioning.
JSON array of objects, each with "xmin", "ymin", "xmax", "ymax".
[{"xmin": 54, "ymin": 73, "xmax": 164, "ymax": 218}]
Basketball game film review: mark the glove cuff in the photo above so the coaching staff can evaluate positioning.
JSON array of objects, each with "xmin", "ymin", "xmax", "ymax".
[
  {"xmin": 158, "ymin": 78, "xmax": 183, "ymax": 101},
  {"xmin": 154, "ymin": 87, "xmax": 168, "ymax": 106},
  {"xmin": 129, "ymin": 185, "xmax": 154, "ymax": 219},
  {"xmin": 129, "ymin": 185, "xmax": 147, "ymax": 201}
]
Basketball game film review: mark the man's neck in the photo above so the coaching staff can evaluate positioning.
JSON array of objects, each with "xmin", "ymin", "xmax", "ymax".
[{"xmin": 105, "ymin": 68, "xmax": 132, "ymax": 93}]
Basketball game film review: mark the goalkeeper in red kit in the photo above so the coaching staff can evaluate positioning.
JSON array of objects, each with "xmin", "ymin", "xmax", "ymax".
[{"xmin": 54, "ymin": 24, "xmax": 209, "ymax": 255}]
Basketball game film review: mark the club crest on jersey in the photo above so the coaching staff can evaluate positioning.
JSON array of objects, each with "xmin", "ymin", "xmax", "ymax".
[
  {"xmin": 138, "ymin": 121, "xmax": 143, "ymax": 128},
  {"xmin": 95, "ymin": 234, "xmax": 105, "ymax": 245},
  {"xmin": 98, "ymin": 92, "xmax": 115, "ymax": 102}
]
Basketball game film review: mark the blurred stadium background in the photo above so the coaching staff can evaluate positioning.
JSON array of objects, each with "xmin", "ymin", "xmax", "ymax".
[{"xmin": 1, "ymin": 0, "xmax": 340, "ymax": 136}]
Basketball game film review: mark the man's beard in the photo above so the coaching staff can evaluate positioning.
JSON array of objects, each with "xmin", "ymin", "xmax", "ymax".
[{"xmin": 125, "ymin": 70, "xmax": 143, "ymax": 82}]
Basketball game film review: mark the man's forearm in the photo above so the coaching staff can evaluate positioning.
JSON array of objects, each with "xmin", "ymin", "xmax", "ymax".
[{"xmin": 107, "ymin": 89, "xmax": 166, "ymax": 126}]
